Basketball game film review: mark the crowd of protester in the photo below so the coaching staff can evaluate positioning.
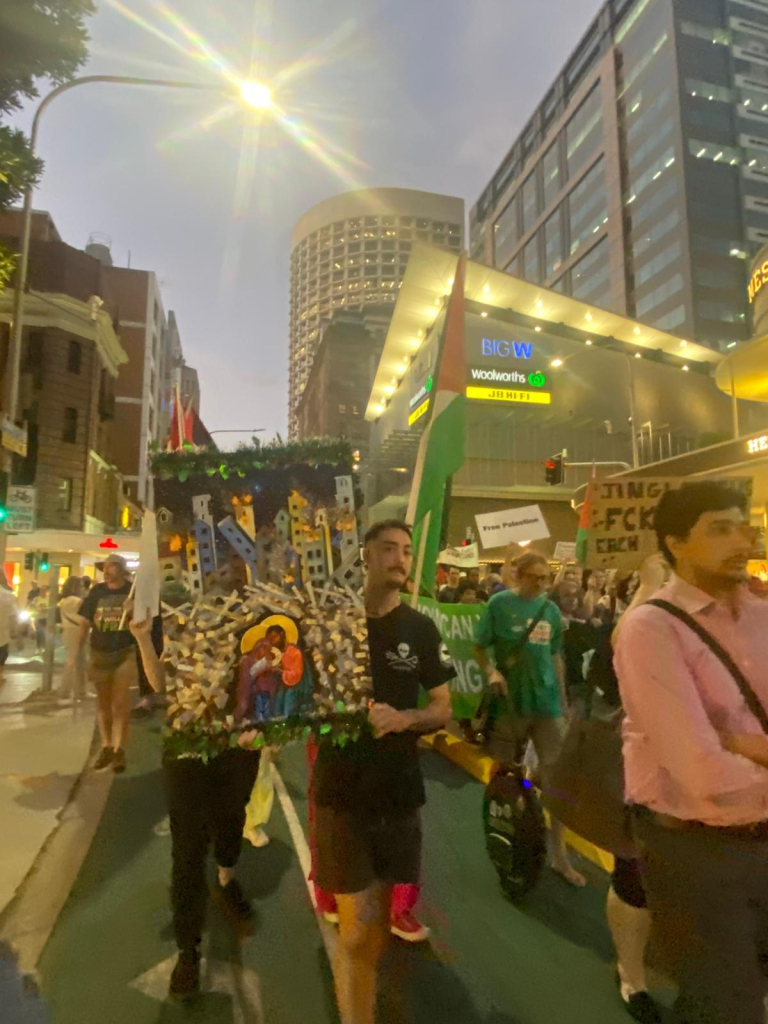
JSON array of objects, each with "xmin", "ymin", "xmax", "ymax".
[{"xmin": 11, "ymin": 482, "xmax": 767, "ymax": 1024}]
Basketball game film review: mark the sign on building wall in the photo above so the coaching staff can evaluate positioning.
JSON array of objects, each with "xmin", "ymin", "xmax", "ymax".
[
  {"xmin": 466, "ymin": 336, "xmax": 551, "ymax": 406},
  {"xmin": 6, "ymin": 486, "xmax": 36, "ymax": 532}
]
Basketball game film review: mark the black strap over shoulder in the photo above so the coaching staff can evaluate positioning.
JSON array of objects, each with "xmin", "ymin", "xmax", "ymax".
[{"xmin": 647, "ymin": 598, "xmax": 768, "ymax": 736}]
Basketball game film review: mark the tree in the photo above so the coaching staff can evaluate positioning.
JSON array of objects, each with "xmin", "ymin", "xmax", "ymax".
[
  {"xmin": 0, "ymin": 1, "xmax": 96, "ymax": 115},
  {"xmin": 0, "ymin": 2, "xmax": 95, "ymax": 287}
]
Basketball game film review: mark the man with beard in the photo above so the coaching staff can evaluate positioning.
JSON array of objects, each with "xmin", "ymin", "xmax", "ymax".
[{"xmin": 312, "ymin": 519, "xmax": 454, "ymax": 1024}]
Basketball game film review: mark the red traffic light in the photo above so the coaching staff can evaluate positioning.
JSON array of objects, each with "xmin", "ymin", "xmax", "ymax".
[{"xmin": 545, "ymin": 460, "xmax": 556, "ymax": 470}]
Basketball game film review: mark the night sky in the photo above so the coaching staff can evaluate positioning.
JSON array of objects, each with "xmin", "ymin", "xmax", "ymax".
[{"xmin": 9, "ymin": 0, "xmax": 601, "ymax": 441}]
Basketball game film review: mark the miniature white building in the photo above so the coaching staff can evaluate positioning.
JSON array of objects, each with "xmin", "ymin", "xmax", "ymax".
[
  {"xmin": 333, "ymin": 476, "xmax": 362, "ymax": 588},
  {"xmin": 192, "ymin": 495, "xmax": 213, "ymax": 528},
  {"xmin": 185, "ymin": 538, "xmax": 203, "ymax": 596}
]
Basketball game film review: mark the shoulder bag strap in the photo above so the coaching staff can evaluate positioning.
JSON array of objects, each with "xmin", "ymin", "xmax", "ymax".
[
  {"xmin": 647, "ymin": 598, "xmax": 768, "ymax": 735},
  {"xmin": 519, "ymin": 600, "xmax": 549, "ymax": 648}
]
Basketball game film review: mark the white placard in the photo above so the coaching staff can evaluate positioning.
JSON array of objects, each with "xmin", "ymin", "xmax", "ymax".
[
  {"xmin": 475, "ymin": 504, "xmax": 550, "ymax": 550},
  {"xmin": 554, "ymin": 541, "xmax": 577, "ymax": 563},
  {"xmin": 438, "ymin": 542, "xmax": 479, "ymax": 568}
]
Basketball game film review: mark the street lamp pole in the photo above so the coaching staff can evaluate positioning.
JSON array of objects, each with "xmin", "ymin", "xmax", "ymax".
[{"xmin": 6, "ymin": 74, "xmax": 255, "ymax": 423}]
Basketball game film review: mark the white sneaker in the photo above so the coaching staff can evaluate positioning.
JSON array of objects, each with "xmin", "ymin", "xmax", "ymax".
[{"xmin": 244, "ymin": 827, "xmax": 270, "ymax": 848}]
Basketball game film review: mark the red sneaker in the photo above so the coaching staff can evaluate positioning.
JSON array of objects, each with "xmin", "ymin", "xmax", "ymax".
[{"xmin": 390, "ymin": 911, "xmax": 430, "ymax": 943}]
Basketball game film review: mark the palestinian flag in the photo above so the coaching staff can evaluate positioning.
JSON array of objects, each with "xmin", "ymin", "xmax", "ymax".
[
  {"xmin": 575, "ymin": 475, "xmax": 597, "ymax": 565},
  {"xmin": 407, "ymin": 256, "xmax": 466, "ymax": 596}
]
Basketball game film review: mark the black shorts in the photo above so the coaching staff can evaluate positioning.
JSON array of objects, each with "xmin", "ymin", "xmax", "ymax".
[
  {"xmin": 314, "ymin": 806, "xmax": 422, "ymax": 895},
  {"xmin": 0, "ymin": 644, "xmax": 8, "ymax": 665},
  {"xmin": 612, "ymin": 856, "xmax": 647, "ymax": 909}
]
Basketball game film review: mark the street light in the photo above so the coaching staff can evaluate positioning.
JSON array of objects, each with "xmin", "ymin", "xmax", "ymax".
[{"xmin": 6, "ymin": 74, "xmax": 273, "ymax": 429}]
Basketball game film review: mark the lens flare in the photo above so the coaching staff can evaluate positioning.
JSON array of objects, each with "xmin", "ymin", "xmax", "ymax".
[{"xmin": 239, "ymin": 80, "xmax": 272, "ymax": 109}]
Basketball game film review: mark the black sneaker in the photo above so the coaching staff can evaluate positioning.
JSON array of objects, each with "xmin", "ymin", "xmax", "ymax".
[
  {"xmin": 93, "ymin": 747, "xmax": 114, "ymax": 771},
  {"xmin": 112, "ymin": 748, "xmax": 126, "ymax": 774},
  {"xmin": 168, "ymin": 947, "xmax": 200, "ymax": 1002},
  {"xmin": 217, "ymin": 880, "xmax": 252, "ymax": 921},
  {"xmin": 623, "ymin": 992, "xmax": 662, "ymax": 1024}
]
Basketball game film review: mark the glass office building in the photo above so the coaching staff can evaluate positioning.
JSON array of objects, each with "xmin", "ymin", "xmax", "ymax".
[{"xmin": 470, "ymin": 0, "xmax": 768, "ymax": 354}]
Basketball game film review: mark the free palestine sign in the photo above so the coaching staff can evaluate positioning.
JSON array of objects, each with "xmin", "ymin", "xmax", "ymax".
[{"xmin": 475, "ymin": 505, "xmax": 550, "ymax": 550}]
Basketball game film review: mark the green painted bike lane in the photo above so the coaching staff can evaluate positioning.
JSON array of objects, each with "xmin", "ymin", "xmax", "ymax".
[{"xmin": 37, "ymin": 720, "xmax": 653, "ymax": 1023}]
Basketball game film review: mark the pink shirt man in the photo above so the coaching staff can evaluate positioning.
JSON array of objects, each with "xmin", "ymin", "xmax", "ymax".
[{"xmin": 615, "ymin": 574, "xmax": 768, "ymax": 827}]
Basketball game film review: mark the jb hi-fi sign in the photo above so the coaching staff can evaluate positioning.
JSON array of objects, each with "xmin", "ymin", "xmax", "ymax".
[{"xmin": 466, "ymin": 338, "xmax": 552, "ymax": 406}]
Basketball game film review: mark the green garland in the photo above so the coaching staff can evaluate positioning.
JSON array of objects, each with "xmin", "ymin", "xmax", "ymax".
[
  {"xmin": 151, "ymin": 438, "xmax": 355, "ymax": 482},
  {"xmin": 162, "ymin": 709, "xmax": 371, "ymax": 763}
]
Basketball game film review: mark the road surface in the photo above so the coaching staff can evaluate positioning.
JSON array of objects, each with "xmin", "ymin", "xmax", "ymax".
[{"xmin": 36, "ymin": 718, "xmax": 665, "ymax": 1023}]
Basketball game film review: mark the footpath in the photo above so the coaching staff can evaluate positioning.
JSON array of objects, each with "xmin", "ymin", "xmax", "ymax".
[{"xmin": 0, "ymin": 658, "xmax": 105, "ymax": 1011}]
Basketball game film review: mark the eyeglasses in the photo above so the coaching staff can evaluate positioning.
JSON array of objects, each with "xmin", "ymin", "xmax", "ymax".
[{"xmin": 520, "ymin": 572, "xmax": 550, "ymax": 582}]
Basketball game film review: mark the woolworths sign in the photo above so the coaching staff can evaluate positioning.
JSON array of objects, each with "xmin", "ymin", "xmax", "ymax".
[{"xmin": 469, "ymin": 367, "xmax": 548, "ymax": 387}]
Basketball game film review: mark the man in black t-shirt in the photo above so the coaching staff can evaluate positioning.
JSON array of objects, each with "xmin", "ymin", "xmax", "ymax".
[
  {"xmin": 314, "ymin": 519, "xmax": 453, "ymax": 1024},
  {"xmin": 77, "ymin": 554, "xmax": 137, "ymax": 774}
]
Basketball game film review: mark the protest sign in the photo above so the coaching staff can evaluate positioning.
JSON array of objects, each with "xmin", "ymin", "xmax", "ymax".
[
  {"xmin": 581, "ymin": 478, "xmax": 675, "ymax": 572},
  {"xmin": 438, "ymin": 542, "xmax": 479, "ymax": 568},
  {"xmin": 475, "ymin": 504, "xmax": 550, "ymax": 550},
  {"xmin": 414, "ymin": 597, "xmax": 488, "ymax": 719},
  {"xmin": 554, "ymin": 541, "xmax": 577, "ymax": 563},
  {"xmin": 581, "ymin": 476, "xmax": 752, "ymax": 572}
]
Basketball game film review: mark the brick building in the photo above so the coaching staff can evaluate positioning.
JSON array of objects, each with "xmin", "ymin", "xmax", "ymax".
[{"xmin": 0, "ymin": 210, "xmax": 128, "ymax": 535}]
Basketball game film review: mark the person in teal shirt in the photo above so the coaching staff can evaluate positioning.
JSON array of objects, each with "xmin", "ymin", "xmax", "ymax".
[{"xmin": 474, "ymin": 550, "xmax": 585, "ymax": 887}]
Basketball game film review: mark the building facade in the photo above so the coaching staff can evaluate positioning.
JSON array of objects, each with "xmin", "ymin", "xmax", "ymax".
[
  {"xmin": 294, "ymin": 309, "xmax": 389, "ymax": 455},
  {"xmin": 82, "ymin": 247, "xmax": 198, "ymax": 509},
  {"xmin": 365, "ymin": 245, "xmax": 768, "ymax": 557},
  {"xmin": 0, "ymin": 211, "xmax": 129, "ymax": 536},
  {"xmin": 288, "ymin": 187, "xmax": 464, "ymax": 438},
  {"xmin": 470, "ymin": 0, "xmax": 768, "ymax": 355}
]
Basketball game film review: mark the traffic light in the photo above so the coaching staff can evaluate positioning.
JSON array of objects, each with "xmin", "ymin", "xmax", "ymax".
[
  {"xmin": 39, "ymin": 552, "xmax": 50, "ymax": 573},
  {"xmin": 545, "ymin": 453, "xmax": 565, "ymax": 486},
  {"xmin": 0, "ymin": 470, "xmax": 7, "ymax": 523},
  {"xmin": 24, "ymin": 553, "xmax": 33, "ymax": 571}
]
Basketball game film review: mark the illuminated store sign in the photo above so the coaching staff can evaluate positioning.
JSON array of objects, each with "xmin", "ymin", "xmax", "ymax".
[
  {"xmin": 481, "ymin": 339, "xmax": 533, "ymax": 359},
  {"xmin": 466, "ymin": 386, "xmax": 551, "ymax": 405},
  {"xmin": 749, "ymin": 262, "xmax": 768, "ymax": 304},
  {"xmin": 469, "ymin": 367, "xmax": 547, "ymax": 387},
  {"xmin": 409, "ymin": 399, "xmax": 430, "ymax": 426},
  {"xmin": 747, "ymin": 435, "xmax": 768, "ymax": 454},
  {"xmin": 409, "ymin": 375, "xmax": 434, "ymax": 409}
]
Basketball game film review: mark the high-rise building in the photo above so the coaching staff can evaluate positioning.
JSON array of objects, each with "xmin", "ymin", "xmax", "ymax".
[
  {"xmin": 470, "ymin": 0, "xmax": 768, "ymax": 354},
  {"xmin": 294, "ymin": 310, "xmax": 389, "ymax": 454},
  {"xmin": 288, "ymin": 187, "xmax": 464, "ymax": 437}
]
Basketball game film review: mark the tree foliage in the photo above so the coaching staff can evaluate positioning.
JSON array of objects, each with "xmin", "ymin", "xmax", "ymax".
[
  {"xmin": 0, "ymin": 1, "xmax": 96, "ymax": 116},
  {"xmin": 0, "ymin": 1, "xmax": 95, "ymax": 287}
]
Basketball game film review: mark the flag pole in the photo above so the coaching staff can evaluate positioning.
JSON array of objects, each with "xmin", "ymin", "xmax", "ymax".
[{"xmin": 411, "ymin": 510, "xmax": 431, "ymax": 606}]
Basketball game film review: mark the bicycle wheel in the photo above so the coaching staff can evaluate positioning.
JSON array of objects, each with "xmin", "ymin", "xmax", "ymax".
[{"xmin": 482, "ymin": 765, "xmax": 547, "ymax": 900}]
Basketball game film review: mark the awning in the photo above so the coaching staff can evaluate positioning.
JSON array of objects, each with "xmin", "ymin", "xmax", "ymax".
[{"xmin": 715, "ymin": 332, "xmax": 768, "ymax": 402}]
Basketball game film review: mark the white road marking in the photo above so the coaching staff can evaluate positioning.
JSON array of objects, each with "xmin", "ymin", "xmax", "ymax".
[
  {"xmin": 130, "ymin": 955, "xmax": 263, "ymax": 1023},
  {"xmin": 272, "ymin": 762, "xmax": 337, "ymax": 961}
]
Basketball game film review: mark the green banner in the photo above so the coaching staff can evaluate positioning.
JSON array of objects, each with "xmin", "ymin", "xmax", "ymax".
[{"xmin": 413, "ymin": 597, "xmax": 489, "ymax": 719}]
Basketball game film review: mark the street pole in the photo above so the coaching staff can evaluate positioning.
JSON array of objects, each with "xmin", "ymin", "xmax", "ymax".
[
  {"xmin": 41, "ymin": 565, "xmax": 60, "ymax": 694},
  {"xmin": 7, "ymin": 75, "xmax": 248, "ymax": 427},
  {"xmin": 729, "ymin": 361, "xmax": 740, "ymax": 439},
  {"xmin": 3, "ymin": 73, "xmax": 268, "ymax": 564},
  {"xmin": 625, "ymin": 354, "xmax": 640, "ymax": 469}
]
